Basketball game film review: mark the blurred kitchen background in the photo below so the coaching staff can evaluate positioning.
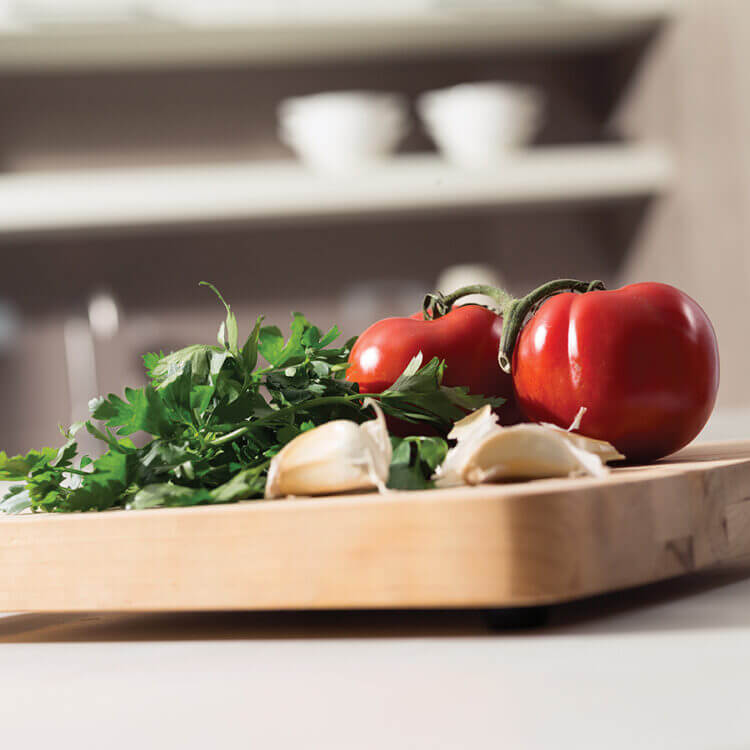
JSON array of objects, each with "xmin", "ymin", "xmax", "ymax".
[{"xmin": 0, "ymin": 0, "xmax": 744, "ymax": 451}]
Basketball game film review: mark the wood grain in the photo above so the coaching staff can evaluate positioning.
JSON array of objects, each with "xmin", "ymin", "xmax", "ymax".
[{"xmin": 2, "ymin": 440, "xmax": 750, "ymax": 613}]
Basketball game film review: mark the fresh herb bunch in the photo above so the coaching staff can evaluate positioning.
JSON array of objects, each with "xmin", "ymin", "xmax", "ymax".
[{"xmin": 0, "ymin": 284, "xmax": 503, "ymax": 513}]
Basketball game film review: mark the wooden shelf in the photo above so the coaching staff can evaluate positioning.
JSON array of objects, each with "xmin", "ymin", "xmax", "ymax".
[
  {"xmin": 0, "ymin": 144, "xmax": 674, "ymax": 237},
  {"xmin": 0, "ymin": 3, "xmax": 679, "ymax": 70}
]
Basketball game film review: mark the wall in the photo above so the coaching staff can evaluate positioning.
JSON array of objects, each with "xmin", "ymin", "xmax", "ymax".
[{"xmin": 617, "ymin": 0, "xmax": 750, "ymax": 410}]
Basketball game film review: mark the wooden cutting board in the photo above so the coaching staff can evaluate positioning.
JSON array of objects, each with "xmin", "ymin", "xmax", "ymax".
[{"xmin": 1, "ymin": 440, "xmax": 750, "ymax": 613}]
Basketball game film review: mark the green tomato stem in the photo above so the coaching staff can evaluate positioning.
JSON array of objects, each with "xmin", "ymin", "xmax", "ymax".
[
  {"xmin": 424, "ymin": 278, "xmax": 605, "ymax": 374},
  {"xmin": 423, "ymin": 284, "xmax": 515, "ymax": 318},
  {"xmin": 497, "ymin": 279, "xmax": 604, "ymax": 373}
]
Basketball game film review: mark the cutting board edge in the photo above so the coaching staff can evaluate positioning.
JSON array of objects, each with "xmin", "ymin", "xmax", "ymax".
[{"xmin": 1, "ymin": 440, "xmax": 750, "ymax": 612}]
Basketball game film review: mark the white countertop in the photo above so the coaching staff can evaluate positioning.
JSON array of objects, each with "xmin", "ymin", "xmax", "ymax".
[{"xmin": 2, "ymin": 563, "xmax": 750, "ymax": 749}]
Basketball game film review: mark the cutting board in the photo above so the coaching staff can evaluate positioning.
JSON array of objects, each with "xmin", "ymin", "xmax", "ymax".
[{"xmin": 1, "ymin": 440, "xmax": 750, "ymax": 613}]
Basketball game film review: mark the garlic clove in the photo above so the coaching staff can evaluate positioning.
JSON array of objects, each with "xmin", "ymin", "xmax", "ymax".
[
  {"xmin": 462, "ymin": 424, "xmax": 610, "ymax": 483},
  {"xmin": 433, "ymin": 405, "xmax": 624, "ymax": 488},
  {"xmin": 265, "ymin": 400, "xmax": 392, "ymax": 499},
  {"xmin": 434, "ymin": 404, "xmax": 501, "ymax": 488}
]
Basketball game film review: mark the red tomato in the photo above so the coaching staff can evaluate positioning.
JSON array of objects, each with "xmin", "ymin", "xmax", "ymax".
[
  {"xmin": 347, "ymin": 305, "xmax": 522, "ymax": 427},
  {"xmin": 511, "ymin": 282, "xmax": 719, "ymax": 461}
]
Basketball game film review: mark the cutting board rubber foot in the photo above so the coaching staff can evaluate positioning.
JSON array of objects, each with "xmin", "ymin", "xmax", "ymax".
[{"xmin": 482, "ymin": 606, "xmax": 551, "ymax": 630}]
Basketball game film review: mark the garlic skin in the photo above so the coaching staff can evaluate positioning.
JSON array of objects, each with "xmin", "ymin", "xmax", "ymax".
[
  {"xmin": 433, "ymin": 405, "xmax": 624, "ymax": 488},
  {"xmin": 433, "ymin": 405, "xmax": 498, "ymax": 488},
  {"xmin": 265, "ymin": 399, "xmax": 392, "ymax": 499},
  {"xmin": 540, "ymin": 407, "xmax": 622, "ymax": 461}
]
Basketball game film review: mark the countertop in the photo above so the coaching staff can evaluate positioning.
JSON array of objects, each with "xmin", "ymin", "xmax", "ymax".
[{"xmin": 2, "ymin": 563, "xmax": 750, "ymax": 749}]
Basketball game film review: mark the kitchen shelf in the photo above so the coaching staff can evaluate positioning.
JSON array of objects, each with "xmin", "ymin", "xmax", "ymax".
[
  {"xmin": 0, "ymin": 144, "xmax": 674, "ymax": 237},
  {"xmin": 0, "ymin": 3, "xmax": 679, "ymax": 70}
]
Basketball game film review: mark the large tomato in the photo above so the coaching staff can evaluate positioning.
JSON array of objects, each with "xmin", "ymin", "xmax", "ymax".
[
  {"xmin": 509, "ymin": 282, "xmax": 719, "ymax": 461},
  {"xmin": 346, "ymin": 304, "xmax": 522, "ymax": 426}
]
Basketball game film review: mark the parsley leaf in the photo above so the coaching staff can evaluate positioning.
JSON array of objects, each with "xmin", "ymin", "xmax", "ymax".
[
  {"xmin": 92, "ymin": 386, "xmax": 175, "ymax": 437},
  {"xmin": 387, "ymin": 436, "xmax": 449, "ymax": 490},
  {"xmin": 0, "ymin": 285, "xmax": 502, "ymax": 513},
  {"xmin": 377, "ymin": 353, "xmax": 505, "ymax": 425}
]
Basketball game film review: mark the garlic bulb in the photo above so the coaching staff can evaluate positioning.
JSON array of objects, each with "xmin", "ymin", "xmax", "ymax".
[
  {"xmin": 265, "ymin": 399, "xmax": 392, "ymax": 499},
  {"xmin": 433, "ymin": 405, "xmax": 624, "ymax": 488}
]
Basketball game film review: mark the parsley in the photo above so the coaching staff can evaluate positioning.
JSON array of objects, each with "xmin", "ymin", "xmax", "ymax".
[
  {"xmin": 387, "ymin": 436, "xmax": 449, "ymax": 490},
  {"xmin": 0, "ymin": 284, "xmax": 503, "ymax": 513}
]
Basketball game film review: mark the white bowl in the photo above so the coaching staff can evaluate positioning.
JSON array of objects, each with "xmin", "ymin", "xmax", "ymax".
[
  {"xmin": 417, "ymin": 82, "xmax": 544, "ymax": 169},
  {"xmin": 278, "ymin": 91, "xmax": 410, "ymax": 173}
]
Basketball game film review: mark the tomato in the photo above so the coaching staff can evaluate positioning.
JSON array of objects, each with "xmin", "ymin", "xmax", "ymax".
[
  {"xmin": 508, "ymin": 282, "xmax": 719, "ymax": 461},
  {"xmin": 346, "ymin": 305, "xmax": 522, "ymax": 427}
]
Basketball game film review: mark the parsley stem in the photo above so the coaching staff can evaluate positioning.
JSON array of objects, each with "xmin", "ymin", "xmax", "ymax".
[{"xmin": 208, "ymin": 393, "xmax": 373, "ymax": 447}]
